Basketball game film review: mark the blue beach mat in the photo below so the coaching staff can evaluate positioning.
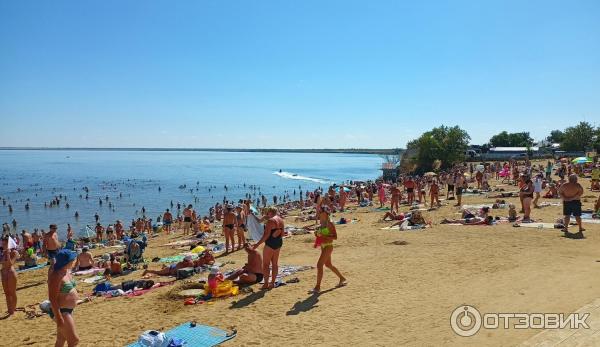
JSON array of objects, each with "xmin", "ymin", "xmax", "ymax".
[
  {"xmin": 16, "ymin": 264, "xmax": 48, "ymax": 273},
  {"xmin": 126, "ymin": 322, "xmax": 236, "ymax": 347}
]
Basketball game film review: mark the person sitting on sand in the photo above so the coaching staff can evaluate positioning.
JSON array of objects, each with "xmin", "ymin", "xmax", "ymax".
[
  {"xmin": 226, "ymin": 243, "xmax": 264, "ymax": 286},
  {"xmin": 543, "ymin": 183, "xmax": 558, "ymax": 198},
  {"xmin": 109, "ymin": 254, "xmax": 122, "ymax": 276},
  {"xmin": 207, "ymin": 266, "xmax": 224, "ymax": 294},
  {"xmin": 142, "ymin": 255, "xmax": 194, "ymax": 277},
  {"xmin": 508, "ymin": 204, "xmax": 518, "ymax": 222},
  {"xmin": 23, "ymin": 247, "xmax": 38, "ymax": 268},
  {"xmin": 382, "ymin": 210, "xmax": 405, "ymax": 222},
  {"xmin": 75, "ymin": 247, "xmax": 94, "ymax": 271}
]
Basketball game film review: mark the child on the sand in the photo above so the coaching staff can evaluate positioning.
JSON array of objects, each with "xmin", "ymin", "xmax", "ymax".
[
  {"xmin": 508, "ymin": 204, "xmax": 517, "ymax": 222},
  {"xmin": 207, "ymin": 266, "xmax": 224, "ymax": 294}
]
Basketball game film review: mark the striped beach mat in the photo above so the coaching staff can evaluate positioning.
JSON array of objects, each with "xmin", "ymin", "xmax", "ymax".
[{"xmin": 126, "ymin": 322, "xmax": 236, "ymax": 347}]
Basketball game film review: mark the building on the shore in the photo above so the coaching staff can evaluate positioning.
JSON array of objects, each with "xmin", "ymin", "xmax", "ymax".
[{"xmin": 485, "ymin": 146, "xmax": 540, "ymax": 160}]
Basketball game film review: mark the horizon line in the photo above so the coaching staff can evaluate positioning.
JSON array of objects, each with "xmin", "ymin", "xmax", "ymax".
[{"xmin": 0, "ymin": 147, "xmax": 404, "ymax": 154}]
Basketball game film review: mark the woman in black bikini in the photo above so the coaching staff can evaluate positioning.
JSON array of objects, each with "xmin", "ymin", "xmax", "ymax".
[
  {"xmin": 519, "ymin": 174, "xmax": 534, "ymax": 222},
  {"xmin": 253, "ymin": 207, "xmax": 283, "ymax": 289}
]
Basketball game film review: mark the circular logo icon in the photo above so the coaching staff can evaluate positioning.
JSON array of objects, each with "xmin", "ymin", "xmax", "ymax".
[{"xmin": 450, "ymin": 305, "xmax": 482, "ymax": 337}]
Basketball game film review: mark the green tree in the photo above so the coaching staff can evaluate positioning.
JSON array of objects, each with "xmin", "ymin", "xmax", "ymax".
[
  {"xmin": 546, "ymin": 130, "xmax": 565, "ymax": 144},
  {"xmin": 489, "ymin": 131, "xmax": 533, "ymax": 147},
  {"xmin": 561, "ymin": 122, "xmax": 597, "ymax": 151},
  {"xmin": 407, "ymin": 125, "xmax": 471, "ymax": 172}
]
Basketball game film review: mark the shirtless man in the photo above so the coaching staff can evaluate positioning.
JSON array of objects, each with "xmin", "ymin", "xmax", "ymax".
[
  {"xmin": 404, "ymin": 177, "xmax": 416, "ymax": 205},
  {"xmin": 162, "ymin": 209, "xmax": 173, "ymax": 235},
  {"xmin": 182, "ymin": 205, "xmax": 193, "ymax": 236},
  {"xmin": 559, "ymin": 174, "xmax": 585, "ymax": 238},
  {"xmin": 454, "ymin": 173, "xmax": 465, "ymax": 206},
  {"xmin": 1, "ymin": 236, "xmax": 18, "ymax": 318},
  {"xmin": 45, "ymin": 224, "xmax": 61, "ymax": 264},
  {"xmin": 115, "ymin": 220, "xmax": 124, "ymax": 240},
  {"xmin": 339, "ymin": 187, "xmax": 348, "ymax": 211},
  {"xmin": 222, "ymin": 205, "xmax": 236, "ymax": 253},
  {"xmin": 75, "ymin": 247, "xmax": 94, "ymax": 271},
  {"xmin": 226, "ymin": 242, "xmax": 264, "ymax": 285}
]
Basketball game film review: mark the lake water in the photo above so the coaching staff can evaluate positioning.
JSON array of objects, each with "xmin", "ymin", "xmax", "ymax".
[{"xmin": 0, "ymin": 150, "xmax": 382, "ymax": 238}]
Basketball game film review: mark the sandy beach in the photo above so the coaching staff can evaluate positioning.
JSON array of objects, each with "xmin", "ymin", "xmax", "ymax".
[{"xmin": 2, "ymin": 173, "xmax": 599, "ymax": 347}]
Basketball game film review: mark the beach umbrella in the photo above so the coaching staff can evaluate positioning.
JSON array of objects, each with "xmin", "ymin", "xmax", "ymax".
[
  {"xmin": 335, "ymin": 187, "xmax": 351, "ymax": 192},
  {"xmin": 571, "ymin": 157, "xmax": 592, "ymax": 164},
  {"xmin": 424, "ymin": 172, "xmax": 437, "ymax": 177}
]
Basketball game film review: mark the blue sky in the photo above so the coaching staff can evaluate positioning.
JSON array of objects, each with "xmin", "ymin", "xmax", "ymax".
[{"xmin": 1, "ymin": 0, "xmax": 598, "ymax": 148}]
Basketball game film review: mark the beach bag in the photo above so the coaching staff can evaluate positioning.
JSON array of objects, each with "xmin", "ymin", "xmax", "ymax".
[
  {"xmin": 138, "ymin": 330, "xmax": 169, "ymax": 347},
  {"xmin": 93, "ymin": 282, "xmax": 113, "ymax": 293},
  {"xmin": 176, "ymin": 267, "xmax": 195, "ymax": 280}
]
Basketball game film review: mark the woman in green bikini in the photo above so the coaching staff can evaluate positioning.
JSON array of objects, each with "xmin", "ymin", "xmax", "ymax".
[
  {"xmin": 310, "ymin": 207, "xmax": 346, "ymax": 294},
  {"xmin": 48, "ymin": 249, "xmax": 80, "ymax": 346}
]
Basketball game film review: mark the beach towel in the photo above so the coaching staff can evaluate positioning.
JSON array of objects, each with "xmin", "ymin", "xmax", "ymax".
[
  {"xmin": 124, "ymin": 281, "xmax": 175, "ymax": 297},
  {"xmin": 73, "ymin": 267, "xmax": 103, "ymax": 276},
  {"xmin": 162, "ymin": 239, "xmax": 199, "ymax": 247},
  {"xmin": 462, "ymin": 204, "xmax": 506, "ymax": 210},
  {"xmin": 516, "ymin": 222, "xmax": 558, "ymax": 229},
  {"xmin": 258, "ymin": 265, "xmax": 312, "ymax": 284},
  {"xmin": 16, "ymin": 264, "xmax": 47, "ymax": 273},
  {"xmin": 83, "ymin": 275, "xmax": 105, "ymax": 284},
  {"xmin": 126, "ymin": 322, "xmax": 236, "ymax": 347},
  {"xmin": 247, "ymin": 213, "xmax": 264, "ymax": 241},
  {"xmin": 380, "ymin": 224, "xmax": 429, "ymax": 231}
]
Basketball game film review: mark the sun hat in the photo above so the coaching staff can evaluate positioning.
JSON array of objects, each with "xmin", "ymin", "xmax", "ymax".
[
  {"xmin": 53, "ymin": 249, "xmax": 77, "ymax": 271},
  {"xmin": 102, "ymin": 253, "xmax": 110, "ymax": 261},
  {"xmin": 210, "ymin": 266, "xmax": 220, "ymax": 275}
]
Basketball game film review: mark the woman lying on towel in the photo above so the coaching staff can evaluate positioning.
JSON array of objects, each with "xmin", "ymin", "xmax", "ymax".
[
  {"xmin": 441, "ymin": 216, "xmax": 495, "ymax": 225},
  {"xmin": 142, "ymin": 256, "xmax": 194, "ymax": 277}
]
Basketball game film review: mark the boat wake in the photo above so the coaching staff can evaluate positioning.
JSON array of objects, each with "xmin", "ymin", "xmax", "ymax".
[{"xmin": 273, "ymin": 171, "xmax": 328, "ymax": 184}]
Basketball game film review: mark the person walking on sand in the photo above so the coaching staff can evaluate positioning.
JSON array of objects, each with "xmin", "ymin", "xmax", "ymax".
[
  {"xmin": 310, "ymin": 207, "xmax": 346, "ymax": 294},
  {"xmin": 1, "ymin": 236, "xmax": 18, "ymax": 319},
  {"xmin": 559, "ymin": 174, "xmax": 585, "ymax": 238},
  {"xmin": 48, "ymin": 249, "xmax": 80, "ymax": 346},
  {"xmin": 253, "ymin": 207, "xmax": 283, "ymax": 290}
]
